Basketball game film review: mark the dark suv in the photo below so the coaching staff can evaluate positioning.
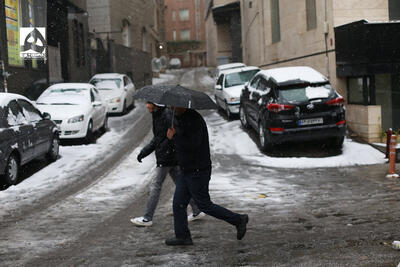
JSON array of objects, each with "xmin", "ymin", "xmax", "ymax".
[{"xmin": 239, "ymin": 66, "xmax": 346, "ymax": 151}]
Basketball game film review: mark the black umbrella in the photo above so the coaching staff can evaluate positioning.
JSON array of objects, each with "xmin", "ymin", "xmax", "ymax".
[{"xmin": 134, "ymin": 84, "xmax": 217, "ymax": 110}]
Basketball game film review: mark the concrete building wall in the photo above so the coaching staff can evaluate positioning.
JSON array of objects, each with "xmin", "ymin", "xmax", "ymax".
[
  {"xmin": 205, "ymin": 1, "xmax": 217, "ymax": 67},
  {"xmin": 332, "ymin": 0, "xmax": 389, "ymax": 27}
]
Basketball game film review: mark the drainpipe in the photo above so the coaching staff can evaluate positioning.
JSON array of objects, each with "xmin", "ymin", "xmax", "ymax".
[{"xmin": 324, "ymin": 0, "xmax": 330, "ymax": 79}]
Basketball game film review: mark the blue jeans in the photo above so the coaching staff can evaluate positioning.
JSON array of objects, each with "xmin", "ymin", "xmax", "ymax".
[
  {"xmin": 143, "ymin": 166, "xmax": 200, "ymax": 221},
  {"xmin": 173, "ymin": 168, "xmax": 241, "ymax": 239}
]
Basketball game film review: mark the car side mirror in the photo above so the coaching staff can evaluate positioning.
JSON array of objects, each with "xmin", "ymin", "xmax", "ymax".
[
  {"xmin": 92, "ymin": 101, "xmax": 102, "ymax": 107},
  {"xmin": 43, "ymin": 112, "xmax": 51, "ymax": 120},
  {"xmin": 215, "ymin": 85, "xmax": 222, "ymax": 90}
]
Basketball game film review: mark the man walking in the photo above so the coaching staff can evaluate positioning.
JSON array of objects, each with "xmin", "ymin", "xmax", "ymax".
[
  {"xmin": 131, "ymin": 102, "xmax": 204, "ymax": 227},
  {"xmin": 165, "ymin": 107, "xmax": 248, "ymax": 245}
]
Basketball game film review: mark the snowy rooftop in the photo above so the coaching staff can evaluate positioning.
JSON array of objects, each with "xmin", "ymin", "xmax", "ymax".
[{"xmin": 258, "ymin": 66, "xmax": 328, "ymax": 86}]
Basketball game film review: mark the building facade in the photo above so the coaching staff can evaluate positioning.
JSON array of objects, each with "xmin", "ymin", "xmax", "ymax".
[
  {"xmin": 86, "ymin": 0, "xmax": 165, "ymax": 87},
  {"xmin": 0, "ymin": 0, "xmax": 91, "ymax": 99},
  {"xmin": 239, "ymin": 0, "xmax": 398, "ymax": 142},
  {"xmin": 164, "ymin": 0, "xmax": 206, "ymax": 67},
  {"xmin": 205, "ymin": 0, "xmax": 242, "ymax": 67}
]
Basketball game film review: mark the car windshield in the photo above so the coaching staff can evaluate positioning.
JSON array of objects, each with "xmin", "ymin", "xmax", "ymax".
[
  {"xmin": 224, "ymin": 70, "xmax": 259, "ymax": 88},
  {"xmin": 90, "ymin": 78, "xmax": 121, "ymax": 89},
  {"xmin": 278, "ymin": 83, "xmax": 335, "ymax": 103},
  {"xmin": 95, "ymin": 81, "xmax": 120, "ymax": 90},
  {"xmin": 37, "ymin": 89, "xmax": 88, "ymax": 105}
]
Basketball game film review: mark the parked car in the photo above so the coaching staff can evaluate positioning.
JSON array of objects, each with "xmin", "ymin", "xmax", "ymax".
[
  {"xmin": 0, "ymin": 93, "xmax": 59, "ymax": 185},
  {"xmin": 89, "ymin": 73, "xmax": 135, "ymax": 114},
  {"xmin": 215, "ymin": 66, "xmax": 260, "ymax": 119},
  {"xmin": 168, "ymin": 58, "xmax": 181, "ymax": 69},
  {"xmin": 36, "ymin": 83, "xmax": 108, "ymax": 143},
  {"xmin": 214, "ymin": 62, "xmax": 246, "ymax": 81},
  {"xmin": 239, "ymin": 66, "xmax": 346, "ymax": 151}
]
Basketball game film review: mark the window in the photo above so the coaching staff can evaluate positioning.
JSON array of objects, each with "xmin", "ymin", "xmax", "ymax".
[
  {"xmin": 73, "ymin": 20, "xmax": 86, "ymax": 66},
  {"xmin": 7, "ymin": 100, "xmax": 26, "ymax": 126},
  {"xmin": 270, "ymin": 0, "xmax": 281, "ymax": 43},
  {"xmin": 217, "ymin": 74, "xmax": 224, "ymax": 86},
  {"xmin": 172, "ymin": 10, "xmax": 176, "ymax": 22},
  {"xmin": 122, "ymin": 22, "xmax": 131, "ymax": 47},
  {"xmin": 17, "ymin": 99, "xmax": 43, "ymax": 122},
  {"xmin": 173, "ymin": 30, "xmax": 176, "ymax": 40},
  {"xmin": 179, "ymin": 9, "xmax": 189, "ymax": 21},
  {"xmin": 348, "ymin": 77, "xmax": 373, "ymax": 105},
  {"xmin": 180, "ymin": 29, "xmax": 190, "ymax": 40},
  {"xmin": 250, "ymin": 76, "xmax": 260, "ymax": 88},
  {"xmin": 306, "ymin": 0, "xmax": 317, "ymax": 30},
  {"xmin": 389, "ymin": 0, "xmax": 400, "ymax": 20}
]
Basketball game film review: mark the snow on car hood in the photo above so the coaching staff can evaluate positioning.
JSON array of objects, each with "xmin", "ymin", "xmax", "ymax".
[
  {"xmin": 37, "ymin": 104, "xmax": 89, "ymax": 120},
  {"xmin": 224, "ymin": 85, "xmax": 244, "ymax": 98}
]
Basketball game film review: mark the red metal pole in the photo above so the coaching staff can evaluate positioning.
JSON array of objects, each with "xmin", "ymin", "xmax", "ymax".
[{"xmin": 386, "ymin": 128, "xmax": 393, "ymax": 159}]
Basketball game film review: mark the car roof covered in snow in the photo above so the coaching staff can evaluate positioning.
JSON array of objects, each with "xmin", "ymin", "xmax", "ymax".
[
  {"xmin": 220, "ymin": 66, "xmax": 260, "ymax": 75},
  {"xmin": 217, "ymin": 63, "xmax": 246, "ymax": 71},
  {"xmin": 0, "ymin": 93, "xmax": 31, "ymax": 107},
  {"xmin": 47, "ymin": 83, "xmax": 94, "ymax": 90},
  {"xmin": 257, "ymin": 66, "xmax": 328, "ymax": 86},
  {"xmin": 90, "ymin": 73, "xmax": 124, "ymax": 79}
]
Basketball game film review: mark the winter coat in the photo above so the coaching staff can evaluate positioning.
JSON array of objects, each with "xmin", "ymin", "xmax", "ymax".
[
  {"xmin": 140, "ymin": 107, "xmax": 178, "ymax": 167},
  {"xmin": 173, "ymin": 109, "xmax": 212, "ymax": 174}
]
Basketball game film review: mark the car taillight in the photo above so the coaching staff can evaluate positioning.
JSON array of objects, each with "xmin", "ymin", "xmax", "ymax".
[
  {"xmin": 267, "ymin": 103, "xmax": 295, "ymax": 112},
  {"xmin": 336, "ymin": 120, "xmax": 346, "ymax": 126},
  {"xmin": 326, "ymin": 97, "xmax": 344, "ymax": 106},
  {"xmin": 270, "ymin": 127, "xmax": 284, "ymax": 133}
]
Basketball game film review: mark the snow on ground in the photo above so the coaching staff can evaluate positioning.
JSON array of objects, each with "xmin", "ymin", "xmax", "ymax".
[
  {"xmin": 152, "ymin": 73, "xmax": 175, "ymax": 85},
  {"xmin": 0, "ymin": 106, "xmax": 154, "ymax": 219},
  {"xmin": 206, "ymin": 112, "xmax": 386, "ymax": 168}
]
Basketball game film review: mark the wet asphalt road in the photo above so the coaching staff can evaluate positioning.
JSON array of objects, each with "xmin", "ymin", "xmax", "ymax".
[{"xmin": 2, "ymin": 68, "xmax": 400, "ymax": 266}]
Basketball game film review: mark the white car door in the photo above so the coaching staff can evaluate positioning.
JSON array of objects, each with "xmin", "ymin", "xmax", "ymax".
[{"xmin": 214, "ymin": 74, "xmax": 225, "ymax": 109}]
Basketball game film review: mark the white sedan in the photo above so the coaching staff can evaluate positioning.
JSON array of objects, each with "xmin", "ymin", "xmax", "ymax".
[
  {"xmin": 36, "ymin": 83, "xmax": 108, "ymax": 143},
  {"xmin": 215, "ymin": 66, "xmax": 260, "ymax": 119},
  {"xmin": 89, "ymin": 73, "xmax": 135, "ymax": 114}
]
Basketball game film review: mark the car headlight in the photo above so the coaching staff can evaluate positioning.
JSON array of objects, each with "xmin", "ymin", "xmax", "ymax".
[
  {"xmin": 68, "ymin": 115, "xmax": 84, "ymax": 123},
  {"xmin": 108, "ymin": 97, "xmax": 121, "ymax": 103},
  {"xmin": 228, "ymin": 97, "xmax": 239, "ymax": 103}
]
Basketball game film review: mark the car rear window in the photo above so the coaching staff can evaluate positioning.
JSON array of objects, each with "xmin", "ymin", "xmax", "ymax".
[
  {"xmin": 278, "ymin": 84, "xmax": 335, "ymax": 103},
  {"xmin": 224, "ymin": 70, "xmax": 259, "ymax": 88}
]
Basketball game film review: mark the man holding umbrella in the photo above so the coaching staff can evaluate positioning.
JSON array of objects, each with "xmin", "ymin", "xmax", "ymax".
[
  {"xmin": 166, "ymin": 106, "xmax": 249, "ymax": 245},
  {"xmin": 135, "ymin": 85, "xmax": 249, "ymax": 245},
  {"xmin": 131, "ymin": 101, "xmax": 204, "ymax": 227}
]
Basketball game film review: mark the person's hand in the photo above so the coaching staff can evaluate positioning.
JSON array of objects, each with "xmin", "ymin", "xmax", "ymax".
[
  {"xmin": 137, "ymin": 152, "xmax": 144, "ymax": 163},
  {"xmin": 167, "ymin": 127, "xmax": 176, "ymax": 140}
]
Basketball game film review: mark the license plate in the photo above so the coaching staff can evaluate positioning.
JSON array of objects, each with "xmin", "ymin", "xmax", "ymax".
[{"xmin": 298, "ymin": 117, "xmax": 323, "ymax": 126}]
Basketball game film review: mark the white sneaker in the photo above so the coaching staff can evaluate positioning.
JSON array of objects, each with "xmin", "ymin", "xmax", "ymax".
[
  {"xmin": 130, "ymin": 216, "xmax": 153, "ymax": 227},
  {"xmin": 188, "ymin": 212, "xmax": 206, "ymax": 222}
]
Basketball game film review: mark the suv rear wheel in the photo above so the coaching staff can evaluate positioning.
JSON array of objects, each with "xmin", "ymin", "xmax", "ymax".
[{"xmin": 259, "ymin": 123, "xmax": 272, "ymax": 152}]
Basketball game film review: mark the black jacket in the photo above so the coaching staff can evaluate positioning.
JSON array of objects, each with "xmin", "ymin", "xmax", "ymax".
[
  {"xmin": 173, "ymin": 109, "xmax": 212, "ymax": 173},
  {"xmin": 140, "ymin": 107, "xmax": 178, "ymax": 167}
]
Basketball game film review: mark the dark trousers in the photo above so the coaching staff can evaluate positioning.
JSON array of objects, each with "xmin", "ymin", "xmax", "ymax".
[{"xmin": 173, "ymin": 168, "xmax": 241, "ymax": 239}]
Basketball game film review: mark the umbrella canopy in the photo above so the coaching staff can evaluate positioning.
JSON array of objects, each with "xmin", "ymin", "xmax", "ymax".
[{"xmin": 134, "ymin": 84, "xmax": 217, "ymax": 110}]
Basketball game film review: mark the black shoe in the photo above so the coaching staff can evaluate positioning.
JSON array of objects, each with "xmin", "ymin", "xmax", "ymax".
[
  {"xmin": 236, "ymin": 214, "xmax": 249, "ymax": 240},
  {"xmin": 165, "ymin": 237, "xmax": 193, "ymax": 246}
]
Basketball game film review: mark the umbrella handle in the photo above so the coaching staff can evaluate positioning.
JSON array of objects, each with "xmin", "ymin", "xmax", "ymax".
[{"xmin": 171, "ymin": 108, "xmax": 175, "ymax": 128}]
